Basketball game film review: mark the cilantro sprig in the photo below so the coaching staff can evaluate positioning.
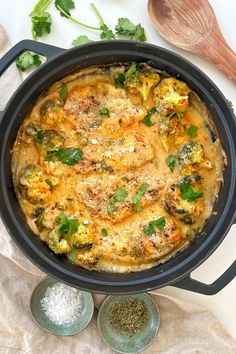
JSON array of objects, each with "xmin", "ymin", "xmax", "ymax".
[
  {"xmin": 132, "ymin": 183, "xmax": 150, "ymax": 212},
  {"xmin": 29, "ymin": 0, "xmax": 52, "ymax": 40},
  {"xmin": 58, "ymin": 212, "xmax": 79, "ymax": 239},
  {"xmin": 165, "ymin": 155, "xmax": 176, "ymax": 172},
  {"xmin": 142, "ymin": 107, "xmax": 156, "ymax": 127},
  {"xmin": 16, "ymin": 51, "xmax": 44, "ymax": 72},
  {"xmin": 143, "ymin": 217, "xmax": 166, "ymax": 236},
  {"xmin": 115, "ymin": 18, "xmax": 146, "ymax": 41},
  {"xmin": 179, "ymin": 183, "xmax": 203, "ymax": 202},
  {"xmin": 46, "ymin": 147, "xmax": 83, "ymax": 165},
  {"xmin": 107, "ymin": 188, "xmax": 128, "ymax": 215},
  {"xmin": 187, "ymin": 125, "xmax": 198, "ymax": 138},
  {"xmin": 72, "ymin": 35, "xmax": 93, "ymax": 46}
]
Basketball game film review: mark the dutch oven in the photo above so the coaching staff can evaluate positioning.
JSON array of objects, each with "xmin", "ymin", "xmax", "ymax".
[{"xmin": 0, "ymin": 40, "xmax": 235, "ymax": 294}]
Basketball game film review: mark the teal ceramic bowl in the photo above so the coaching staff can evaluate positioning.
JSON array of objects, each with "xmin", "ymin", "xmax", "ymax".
[
  {"xmin": 97, "ymin": 293, "xmax": 160, "ymax": 353},
  {"xmin": 30, "ymin": 277, "xmax": 94, "ymax": 335}
]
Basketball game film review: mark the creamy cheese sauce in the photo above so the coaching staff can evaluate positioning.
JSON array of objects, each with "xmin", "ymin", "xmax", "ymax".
[{"xmin": 11, "ymin": 63, "xmax": 224, "ymax": 272}]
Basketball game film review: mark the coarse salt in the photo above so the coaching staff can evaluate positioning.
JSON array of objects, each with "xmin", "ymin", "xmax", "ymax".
[
  {"xmin": 40, "ymin": 283, "xmax": 82, "ymax": 326},
  {"xmin": 91, "ymin": 138, "xmax": 98, "ymax": 145},
  {"xmin": 83, "ymin": 219, "xmax": 89, "ymax": 225},
  {"xmin": 129, "ymin": 146, "xmax": 135, "ymax": 152}
]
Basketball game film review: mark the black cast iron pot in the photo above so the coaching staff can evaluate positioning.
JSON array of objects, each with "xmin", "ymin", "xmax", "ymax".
[{"xmin": 0, "ymin": 40, "xmax": 235, "ymax": 295}]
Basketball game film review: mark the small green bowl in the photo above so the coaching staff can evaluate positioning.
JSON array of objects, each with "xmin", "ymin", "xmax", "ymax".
[
  {"xmin": 30, "ymin": 276, "xmax": 94, "ymax": 336},
  {"xmin": 97, "ymin": 293, "xmax": 160, "ymax": 354}
]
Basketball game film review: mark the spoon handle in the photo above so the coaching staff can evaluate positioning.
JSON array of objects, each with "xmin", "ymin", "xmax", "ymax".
[{"xmin": 201, "ymin": 32, "xmax": 236, "ymax": 83}]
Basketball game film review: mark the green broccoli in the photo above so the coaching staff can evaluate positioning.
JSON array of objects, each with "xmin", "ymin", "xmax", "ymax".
[
  {"xmin": 125, "ymin": 67, "xmax": 160, "ymax": 101},
  {"xmin": 177, "ymin": 141, "xmax": 204, "ymax": 166},
  {"xmin": 42, "ymin": 130, "xmax": 65, "ymax": 149},
  {"xmin": 154, "ymin": 77, "xmax": 190, "ymax": 112},
  {"xmin": 19, "ymin": 165, "xmax": 41, "ymax": 187}
]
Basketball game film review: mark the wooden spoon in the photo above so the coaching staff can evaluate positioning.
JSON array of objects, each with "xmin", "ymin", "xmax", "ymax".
[{"xmin": 148, "ymin": 0, "xmax": 236, "ymax": 83}]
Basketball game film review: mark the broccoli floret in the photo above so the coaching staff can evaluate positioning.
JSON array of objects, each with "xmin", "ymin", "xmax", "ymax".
[
  {"xmin": 179, "ymin": 173, "xmax": 203, "ymax": 185},
  {"xmin": 125, "ymin": 67, "xmax": 160, "ymax": 101},
  {"xmin": 26, "ymin": 124, "xmax": 41, "ymax": 136},
  {"xmin": 42, "ymin": 130, "xmax": 65, "ymax": 149},
  {"xmin": 48, "ymin": 238, "xmax": 71, "ymax": 254},
  {"xmin": 177, "ymin": 141, "xmax": 204, "ymax": 166},
  {"xmin": 154, "ymin": 78, "xmax": 190, "ymax": 112},
  {"xmin": 163, "ymin": 185, "xmax": 197, "ymax": 224},
  {"xmin": 19, "ymin": 165, "xmax": 41, "ymax": 187},
  {"xmin": 71, "ymin": 224, "xmax": 94, "ymax": 249},
  {"xmin": 40, "ymin": 99, "xmax": 62, "ymax": 116}
]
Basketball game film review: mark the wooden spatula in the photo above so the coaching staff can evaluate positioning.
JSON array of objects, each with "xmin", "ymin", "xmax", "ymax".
[{"xmin": 148, "ymin": 0, "xmax": 236, "ymax": 83}]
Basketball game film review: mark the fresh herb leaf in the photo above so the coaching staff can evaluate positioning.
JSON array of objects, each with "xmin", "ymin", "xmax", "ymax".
[
  {"xmin": 165, "ymin": 155, "xmax": 176, "ymax": 172},
  {"xmin": 68, "ymin": 218, "xmax": 79, "ymax": 236},
  {"xmin": 114, "ymin": 73, "xmax": 126, "ymax": 87},
  {"xmin": 115, "ymin": 18, "xmax": 136, "ymax": 35},
  {"xmin": 143, "ymin": 223, "xmax": 155, "ymax": 236},
  {"xmin": 122, "ymin": 247, "xmax": 128, "ymax": 254},
  {"xmin": 132, "ymin": 24, "xmax": 146, "ymax": 41},
  {"xmin": 72, "ymin": 35, "xmax": 93, "ymax": 46},
  {"xmin": 100, "ymin": 107, "xmax": 110, "ymax": 116},
  {"xmin": 55, "ymin": 0, "xmax": 75, "ymax": 17},
  {"xmin": 58, "ymin": 212, "xmax": 79, "ymax": 237},
  {"xmin": 100, "ymin": 24, "xmax": 116, "ymax": 40},
  {"xmin": 179, "ymin": 183, "xmax": 203, "ymax": 202},
  {"xmin": 132, "ymin": 183, "xmax": 150, "ymax": 212},
  {"xmin": 56, "ymin": 147, "xmax": 83, "ymax": 165},
  {"xmin": 46, "ymin": 147, "xmax": 83, "ymax": 165},
  {"xmin": 59, "ymin": 83, "xmax": 68, "ymax": 103},
  {"xmin": 227, "ymin": 100, "xmax": 234, "ymax": 110},
  {"xmin": 151, "ymin": 217, "xmax": 166, "ymax": 230},
  {"xmin": 142, "ymin": 107, "xmax": 156, "ymax": 127},
  {"xmin": 115, "ymin": 18, "xmax": 146, "ymax": 41},
  {"xmin": 143, "ymin": 217, "xmax": 166, "ymax": 235},
  {"xmin": 31, "ymin": 12, "xmax": 52, "ymax": 40},
  {"xmin": 45, "ymin": 178, "xmax": 55, "ymax": 190},
  {"xmin": 101, "ymin": 228, "xmax": 108, "ymax": 236},
  {"xmin": 16, "ymin": 51, "xmax": 44, "ymax": 72},
  {"xmin": 187, "ymin": 125, "xmax": 198, "ymax": 138},
  {"xmin": 107, "ymin": 188, "xmax": 128, "ymax": 215},
  {"xmin": 32, "ymin": 130, "xmax": 44, "ymax": 144},
  {"xmin": 29, "ymin": 0, "xmax": 52, "ymax": 40}
]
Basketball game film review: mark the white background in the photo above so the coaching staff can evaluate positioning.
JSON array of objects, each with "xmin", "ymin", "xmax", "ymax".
[{"xmin": 0, "ymin": 0, "xmax": 235, "ymax": 340}]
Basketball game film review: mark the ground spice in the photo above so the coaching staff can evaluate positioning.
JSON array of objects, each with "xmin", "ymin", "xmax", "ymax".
[{"xmin": 109, "ymin": 297, "xmax": 148, "ymax": 336}]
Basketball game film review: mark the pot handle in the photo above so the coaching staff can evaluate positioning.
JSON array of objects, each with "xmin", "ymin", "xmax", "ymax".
[
  {"xmin": 0, "ymin": 39, "xmax": 65, "ymax": 121},
  {"xmin": 173, "ymin": 259, "xmax": 236, "ymax": 295}
]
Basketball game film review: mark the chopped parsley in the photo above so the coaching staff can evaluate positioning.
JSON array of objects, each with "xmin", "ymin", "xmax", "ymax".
[
  {"xmin": 187, "ymin": 125, "xmax": 198, "ymax": 138},
  {"xmin": 100, "ymin": 107, "xmax": 110, "ymax": 116},
  {"xmin": 46, "ymin": 147, "xmax": 83, "ymax": 165},
  {"xmin": 72, "ymin": 35, "xmax": 93, "ymax": 46},
  {"xmin": 107, "ymin": 188, "xmax": 128, "ymax": 215},
  {"xmin": 101, "ymin": 228, "xmax": 108, "ymax": 236},
  {"xmin": 179, "ymin": 183, "xmax": 203, "ymax": 202},
  {"xmin": 122, "ymin": 247, "xmax": 128, "ymax": 255},
  {"xmin": 16, "ymin": 51, "xmax": 44, "ymax": 72},
  {"xmin": 143, "ymin": 217, "xmax": 166, "ymax": 236},
  {"xmin": 45, "ymin": 178, "xmax": 55, "ymax": 190},
  {"xmin": 142, "ymin": 107, "xmax": 156, "ymax": 127},
  {"xmin": 32, "ymin": 130, "xmax": 44, "ymax": 144},
  {"xmin": 29, "ymin": 0, "xmax": 52, "ymax": 40},
  {"xmin": 115, "ymin": 18, "xmax": 146, "ymax": 41},
  {"xmin": 132, "ymin": 183, "xmax": 150, "ymax": 212},
  {"xmin": 58, "ymin": 212, "xmax": 79, "ymax": 238},
  {"xmin": 165, "ymin": 155, "xmax": 176, "ymax": 172},
  {"xmin": 59, "ymin": 83, "xmax": 68, "ymax": 103}
]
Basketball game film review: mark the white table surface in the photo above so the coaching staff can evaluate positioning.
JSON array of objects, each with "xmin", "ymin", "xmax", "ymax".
[{"xmin": 0, "ymin": 0, "xmax": 235, "ymax": 341}]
